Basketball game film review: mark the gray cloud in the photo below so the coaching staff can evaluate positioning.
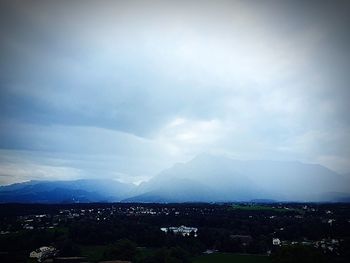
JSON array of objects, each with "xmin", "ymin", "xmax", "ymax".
[{"xmin": 1, "ymin": 0, "xmax": 350, "ymax": 184}]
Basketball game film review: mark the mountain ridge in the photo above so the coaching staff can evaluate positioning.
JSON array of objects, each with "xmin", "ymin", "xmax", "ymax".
[
  {"xmin": 0, "ymin": 179, "xmax": 136, "ymax": 203},
  {"xmin": 1, "ymin": 155, "xmax": 349, "ymax": 203}
]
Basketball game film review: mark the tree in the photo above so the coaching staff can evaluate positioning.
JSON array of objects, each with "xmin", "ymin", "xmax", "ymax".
[
  {"xmin": 272, "ymin": 245, "xmax": 326, "ymax": 263},
  {"xmin": 103, "ymin": 239, "xmax": 137, "ymax": 261},
  {"xmin": 56, "ymin": 238, "xmax": 81, "ymax": 257}
]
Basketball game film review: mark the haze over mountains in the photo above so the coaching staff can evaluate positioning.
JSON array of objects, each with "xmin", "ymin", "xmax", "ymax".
[
  {"xmin": 1, "ymin": 155, "xmax": 349, "ymax": 203},
  {"xmin": 0, "ymin": 179, "xmax": 134, "ymax": 203},
  {"xmin": 1, "ymin": 1, "xmax": 350, "ymax": 205}
]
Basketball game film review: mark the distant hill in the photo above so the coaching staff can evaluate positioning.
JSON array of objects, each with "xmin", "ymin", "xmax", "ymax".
[
  {"xmin": 124, "ymin": 154, "xmax": 350, "ymax": 203},
  {"xmin": 124, "ymin": 177, "xmax": 219, "ymax": 203},
  {"xmin": 0, "ymin": 179, "xmax": 136, "ymax": 203},
  {"xmin": 1, "ymin": 155, "xmax": 350, "ymax": 203}
]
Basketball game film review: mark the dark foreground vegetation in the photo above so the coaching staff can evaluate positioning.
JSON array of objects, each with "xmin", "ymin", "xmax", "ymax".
[{"xmin": 0, "ymin": 202, "xmax": 350, "ymax": 262}]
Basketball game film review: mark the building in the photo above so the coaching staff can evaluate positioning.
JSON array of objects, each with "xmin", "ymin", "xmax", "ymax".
[
  {"xmin": 160, "ymin": 225, "xmax": 198, "ymax": 237},
  {"xmin": 30, "ymin": 246, "xmax": 58, "ymax": 262},
  {"xmin": 272, "ymin": 238, "xmax": 281, "ymax": 246}
]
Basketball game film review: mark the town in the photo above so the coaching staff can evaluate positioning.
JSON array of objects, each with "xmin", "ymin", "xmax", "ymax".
[{"xmin": 0, "ymin": 202, "xmax": 349, "ymax": 262}]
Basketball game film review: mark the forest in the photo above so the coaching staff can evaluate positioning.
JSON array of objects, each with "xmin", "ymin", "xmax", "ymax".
[{"xmin": 0, "ymin": 203, "xmax": 349, "ymax": 262}]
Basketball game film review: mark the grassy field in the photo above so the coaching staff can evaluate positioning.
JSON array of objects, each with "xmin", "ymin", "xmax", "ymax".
[
  {"xmin": 80, "ymin": 245, "xmax": 107, "ymax": 262},
  {"xmin": 79, "ymin": 245, "xmax": 273, "ymax": 263},
  {"xmin": 193, "ymin": 253, "xmax": 272, "ymax": 263},
  {"xmin": 80, "ymin": 245, "xmax": 157, "ymax": 262}
]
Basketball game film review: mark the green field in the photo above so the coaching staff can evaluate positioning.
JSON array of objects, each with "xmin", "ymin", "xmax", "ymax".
[
  {"xmin": 80, "ymin": 245, "xmax": 158, "ymax": 262},
  {"xmin": 193, "ymin": 253, "xmax": 271, "ymax": 263},
  {"xmin": 80, "ymin": 245, "xmax": 106, "ymax": 262}
]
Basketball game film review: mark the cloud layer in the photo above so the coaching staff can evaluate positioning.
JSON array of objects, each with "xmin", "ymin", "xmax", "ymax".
[{"xmin": 1, "ymin": 0, "xmax": 350, "ymax": 184}]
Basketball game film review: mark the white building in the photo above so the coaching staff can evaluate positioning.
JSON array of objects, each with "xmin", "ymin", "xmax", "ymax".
[
  {"xmin": 273, "ymin": 238, "xmax": 281, "ymax": 246},
  {"xmin": 161, "ymin": 225, "xmax": 198, "ymax": 237},
  {"xmin": 29, "ymin": 246, "xmax": 57, "ymax": 262}
]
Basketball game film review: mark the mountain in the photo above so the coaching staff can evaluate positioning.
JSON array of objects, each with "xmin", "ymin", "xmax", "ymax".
[
  {"xmin": 125, "ymin": 154, "xmax": 350, "ymax": 203},
  {"xmin": 0, "ymin": 179, "xmax": 136, "ymax": 203},
  {"xmin": 124, "ymin": 177, "xmax": 218, "ymax": 203},
  {"xmin": 1, "ymin": 155, "xmax": 349, "ymax": 203}
]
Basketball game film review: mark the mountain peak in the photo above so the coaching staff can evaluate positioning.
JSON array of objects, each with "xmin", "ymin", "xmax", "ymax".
[
  {"xmin": 1, "ymin": 157, "xmax": 349, "ymax": 204},
  {"xmin": 130, "ymin": 155, "xmax": 349, "ymax": 203}
]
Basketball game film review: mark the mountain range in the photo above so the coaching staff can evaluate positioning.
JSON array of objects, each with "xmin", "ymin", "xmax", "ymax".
[
  {"xmin": 0, "ymin": 179, "xmax": 134, "ymax": 203},
  {"xmin": 1, "ymin": 154, "xmax": 350, "ymax": 203}
]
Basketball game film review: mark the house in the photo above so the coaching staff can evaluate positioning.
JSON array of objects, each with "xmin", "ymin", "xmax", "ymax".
[
  {"xmin": 272, "ymin": 238, "xmax": 281, "ymax": 246},
  {"xmin": 160, "ymin": 225, "xmax": 198, "ymax": 237},
  {"xmin": 30, "ymin": 246, "xmax": 58, "ymax": 262}
]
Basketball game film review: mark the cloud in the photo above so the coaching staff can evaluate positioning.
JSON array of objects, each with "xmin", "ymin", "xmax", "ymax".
[
  {"xmin": 0, "ymin": 151, "xmax": 82, "ymax": 185},
  {"xmin": 0, "ymin": 0, "xmax": 350, "ymax": 184}
]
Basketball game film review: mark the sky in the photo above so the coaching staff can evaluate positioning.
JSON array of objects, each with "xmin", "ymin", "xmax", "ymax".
[{"xmin": 0, "ymin": 0, "xmax": 350, "ymax": 185}]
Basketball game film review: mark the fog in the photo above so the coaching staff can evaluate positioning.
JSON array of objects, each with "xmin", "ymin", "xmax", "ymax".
[{"xmin": 1, "ymin": 0, "xmax": 350, "ymax": 185}]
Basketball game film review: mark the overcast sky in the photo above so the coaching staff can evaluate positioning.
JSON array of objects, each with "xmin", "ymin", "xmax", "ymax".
[{"xmin": 1, "ymin": 0, "xmax": 350, "ymax": 185}]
